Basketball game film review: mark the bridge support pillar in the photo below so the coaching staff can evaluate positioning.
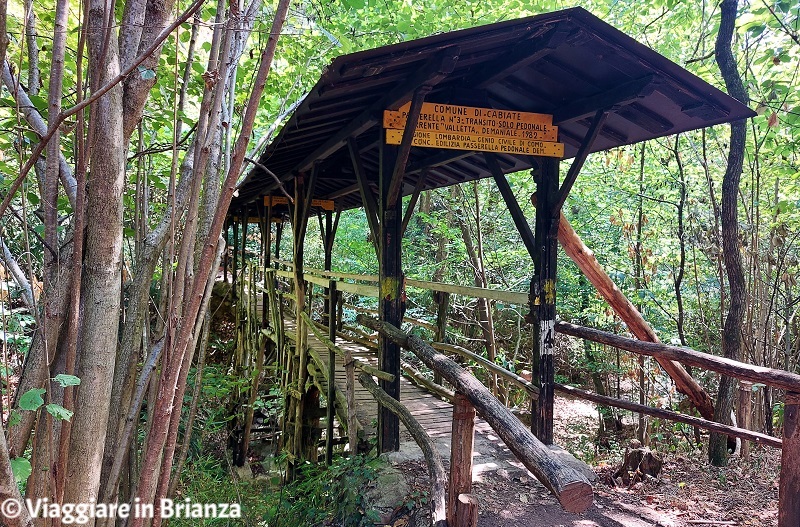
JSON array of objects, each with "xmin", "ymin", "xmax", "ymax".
[
  {"xmin": 532, "ymin": 157, "xmax": 559, "ymax": 445},
  {"xmin": 378, "ymin": 134, "xmax": 402, "ymax": 453}
]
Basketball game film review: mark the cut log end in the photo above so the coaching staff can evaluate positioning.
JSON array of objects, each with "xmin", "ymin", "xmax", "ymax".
[{"xmin": 557, "ymin": 481, "xmax": 593, "ymax": 513}]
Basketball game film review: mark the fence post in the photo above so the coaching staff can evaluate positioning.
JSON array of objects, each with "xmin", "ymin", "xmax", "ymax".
[
  {"xmin": 737, "ymin": 380, "xmax": 752, "ymax": 459},
  {"xmin": 448, "ymin": 392, "xmax": 475, "ymax": 525},
  {"xmin": 779, "ymin": 391, "xmax": 800, "ymax": 527},
  {"xmin": 455, "ymin": 494, "xmax": 479, "ymax": 527},
  {"xmin": 433, "ymin": 291, "xmax": 449, "ymax": 385},
  {"xmin": 325, "ymin": 280, "xmax": 338, "ymax": 465}
]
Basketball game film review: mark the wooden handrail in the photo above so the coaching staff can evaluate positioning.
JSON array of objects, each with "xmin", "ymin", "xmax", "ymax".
[
  {"xmin": 433, "ymin": 342, "xmax": 539, "ymax": 399},
  {"xmin": 357, "ymin": 314, "xmax": 593, "ymax": 513},
  {"xmin": 272, "ymin": 258, "xmax": 529, "ymax": 304},
  {"xmin": 358, "ymin": 373, "xmax": 448, "ymax": 527},
  {"xmin": 554, "ymin": 383, "xmax": 781, "ymax": 448},
  {"xmin": 555, "ymin": 321, "xmax": 800, "ymax": 393},
  {"xmin": 299, "ymin": 311, "xmax": 395, "ymax": 382}
]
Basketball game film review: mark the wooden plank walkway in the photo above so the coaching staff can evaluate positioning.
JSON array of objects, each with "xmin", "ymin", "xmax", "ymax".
[{"xmin": 283, "ymin": 317, "xmax": 492, "ymax": 441}]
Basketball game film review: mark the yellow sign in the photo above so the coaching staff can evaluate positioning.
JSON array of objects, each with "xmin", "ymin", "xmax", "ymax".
[
  {"xmin": 384, "ymin": 102, "xmax": 556, "ymax": 140},
  {"xmin": 264, "ymin": 196, "xmax": 335, "ymax": 211},
  {"xmin": 385, "ymin": 129, "xmax": 564, "ymax": 158}
]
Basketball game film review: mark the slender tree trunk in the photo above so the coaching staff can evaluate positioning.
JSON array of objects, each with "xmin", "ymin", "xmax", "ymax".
[{"xmin": 709, "ymin": 0, "xmax": 749, "ymax": 467}]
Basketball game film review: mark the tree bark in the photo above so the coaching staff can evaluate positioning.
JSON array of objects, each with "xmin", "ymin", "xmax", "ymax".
[
  {"xmin": 63, "ymin": 0, "xmax": 126, "ymax": 514},
  {"xmin": 709, "ymin": 0, "xmax": 749, "ymax": 467}
]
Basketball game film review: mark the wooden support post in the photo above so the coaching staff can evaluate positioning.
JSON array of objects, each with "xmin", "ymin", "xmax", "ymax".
[
  {"xmin": 455, "ymin": 494, "xmax": 479, "ymax": 527},
  {"xmin": 379, "ymin": 130, "xmax": 402, "ymax": 453},
  {"xmin": 534, "ymin": 158, "xmax": 559, "ymax": 444},
  {"xmin": 448, "ymin": 393, "xmax": 475, "ymax": 526},
  {"xmin": 738, "ymin": 380, "xmax": 752, "ymax": 459},
  {"xmin": 223, "ymin": 220, "xmax": 229, "ymax": 282},
  {"xmin": 550, "ymin": 208, "xmax": 715, "ymax": 419},
  {"xmin": 323, "ymin": 207, "xmax": 338, "ymax": 465},
  {"xmin": 232, "ymin": 215, "xmax": 239, "ymax": 297},
  {"xmin": 433, "ymin": 291, "xmax": 450, "ymax": 385},
  {"xmin": 779, "ymin": 391, "xmax": 800, "ymax": 527}
]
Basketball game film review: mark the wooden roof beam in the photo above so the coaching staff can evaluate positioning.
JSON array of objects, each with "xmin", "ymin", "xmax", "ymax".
[
  {"xmin": 473, "ymin": 24, "xmax": 574, "ymax": 89},
  {"xmin": 552, "ymin": 109, "xmax": 608, "ymax": 216},
  {"xmin": 290, "ymin": 46, "xmax": 461, "ymax": 176},
  {"xmin": 553, "ymin": 74, "xmax": 656, "ymax": 124}
]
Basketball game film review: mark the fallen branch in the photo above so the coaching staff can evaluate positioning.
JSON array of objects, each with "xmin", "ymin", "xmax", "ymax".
[{"xmin": 358, "ymin": 372, "xmax": 447, "ymax": 527}]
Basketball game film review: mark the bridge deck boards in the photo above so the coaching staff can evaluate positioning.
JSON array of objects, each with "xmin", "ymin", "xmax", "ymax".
[{"xmin": 281, "ymin": 316, "xmax": 493, "ymax": 441}]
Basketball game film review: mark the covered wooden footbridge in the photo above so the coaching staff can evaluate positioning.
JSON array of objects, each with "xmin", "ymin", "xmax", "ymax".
[{"xmin": 226, "ymin": 7, "xmax": 800, "ymax": 526}]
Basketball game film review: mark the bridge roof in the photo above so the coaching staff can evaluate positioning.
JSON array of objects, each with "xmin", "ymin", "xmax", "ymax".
[{"xmin": 233, "ymin": 7, "xmax": 753, "ymax": 212}]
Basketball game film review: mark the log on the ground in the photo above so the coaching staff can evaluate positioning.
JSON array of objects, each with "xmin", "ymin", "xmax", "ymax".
[
  {"xmin": 553, "ymin": 208, "xmax": 715, "ymax": 420},
  {"xmin": 357, "ymin": 372, "xmax": 447, "ymax": 527},
  {"xmin": 357, "ymin": 314, "xmax": 593, "ymax": 513}
]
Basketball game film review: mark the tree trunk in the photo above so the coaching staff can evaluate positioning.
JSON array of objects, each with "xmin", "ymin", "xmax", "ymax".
[
  {"xmin": 62, "ymin": 0, "xmax": 126, "ymax": 514},
  {"xmin": 709, "ymin": 0, "xmax": 749, "ymax": 467}
]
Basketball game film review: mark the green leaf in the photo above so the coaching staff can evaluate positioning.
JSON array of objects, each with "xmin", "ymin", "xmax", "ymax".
[
  {"xmin": 46, "ymin": 404, "xmax": 74, "ymax": 421},
  {"xmin": 52, "ymin": 374, "xmax": 81, "ymax": 387},
  {"xmin": 8, "ymin": 410, "xmax": 21, "ymax": 427},
  {"xmin": 19, "ymin": 388, "xmax": 46, "ymax": 411},
  {"xmin": 10, "ymin": 457, "xmax": 32, "ymax": 484}
]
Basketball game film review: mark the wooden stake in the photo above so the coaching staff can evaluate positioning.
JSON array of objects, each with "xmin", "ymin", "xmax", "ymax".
[
  {"xmin": 779, "ymin": 391, "xmax": 800, "ymax": 527},
  {"xmin": 448, "ymin": 393, "xmax": 475, "ymax": 525},
  {"xmin": 737, "ymin": 380, "xmax": 753, "ymax": 459},
  {"xmin": 455, "ymin": 494, "xmax": 479, "ymax": 527}
]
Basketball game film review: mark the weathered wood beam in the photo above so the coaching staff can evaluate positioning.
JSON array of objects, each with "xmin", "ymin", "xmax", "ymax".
[
  {"xmin": 290, "ymin": 46, "xmax": 460, "ymax": 175},
  {"xmin": 472, "ymin": 24, "xmax": 573, "ymax": 88},
  {"xmin": 533, "ymin": 157, "xmax": 559, "ymax": 444},
  {"xmin": 486, "ymin": 153, "xmax": 537, "ymax": 260},
  {"xmin": 779, "ymin": 391, "xmax": 800, "ymax": 527},
  {"xmin": 358, "ymin": 372, "xmax": 448, "ymax": 527},
  {"xmin": 448, "ymin": 393, "xmax": 476, "ymax": 525},
  {"xmin": 551, "ymin": 110, "xmax": 607, "ymax": 216},
  {"xmin": 433, "ymin": 342, "xmax": 539, "ymax": 399},
  {"xmin": 400, "ymin": 169, "xmax": 428, "ymax": 237},
  {"xmin": 387, "ymin": 86, "xmax": 432, "ymax": 208},
  {"xmin": 552, "ymin": 74, "xmax": 656, "ymax": 124},
  {"xmin": 357, "ymin": 315, "xmax": 593, "ymax": 513},
  {"xmin": 548, "ymin": 206, "xmax": 716, "ymax": 420},
  {"xmin": 378, "ymin": 136, "xmax": 402, "ymax": 453},
  {"xmin": 554, "ymin": 321, "xmax": 800, "ymax": 394},
  {"xmin": 348, "ymin": 137, "xmax": 380, "ymax": 257},
  {"xmin": 553, "ymin": 383, "xmax": 781, "ymax": 448}
]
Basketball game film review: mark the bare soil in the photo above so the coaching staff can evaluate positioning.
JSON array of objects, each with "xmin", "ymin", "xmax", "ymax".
[{"xmin": 381, "ymin": 395, "xmax": 780, "ymax": 527}]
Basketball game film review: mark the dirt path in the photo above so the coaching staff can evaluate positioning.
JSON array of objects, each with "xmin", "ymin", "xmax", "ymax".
[{"xmin": 374, "ymin": 395, "xmax": 780, "ymax": 527}]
